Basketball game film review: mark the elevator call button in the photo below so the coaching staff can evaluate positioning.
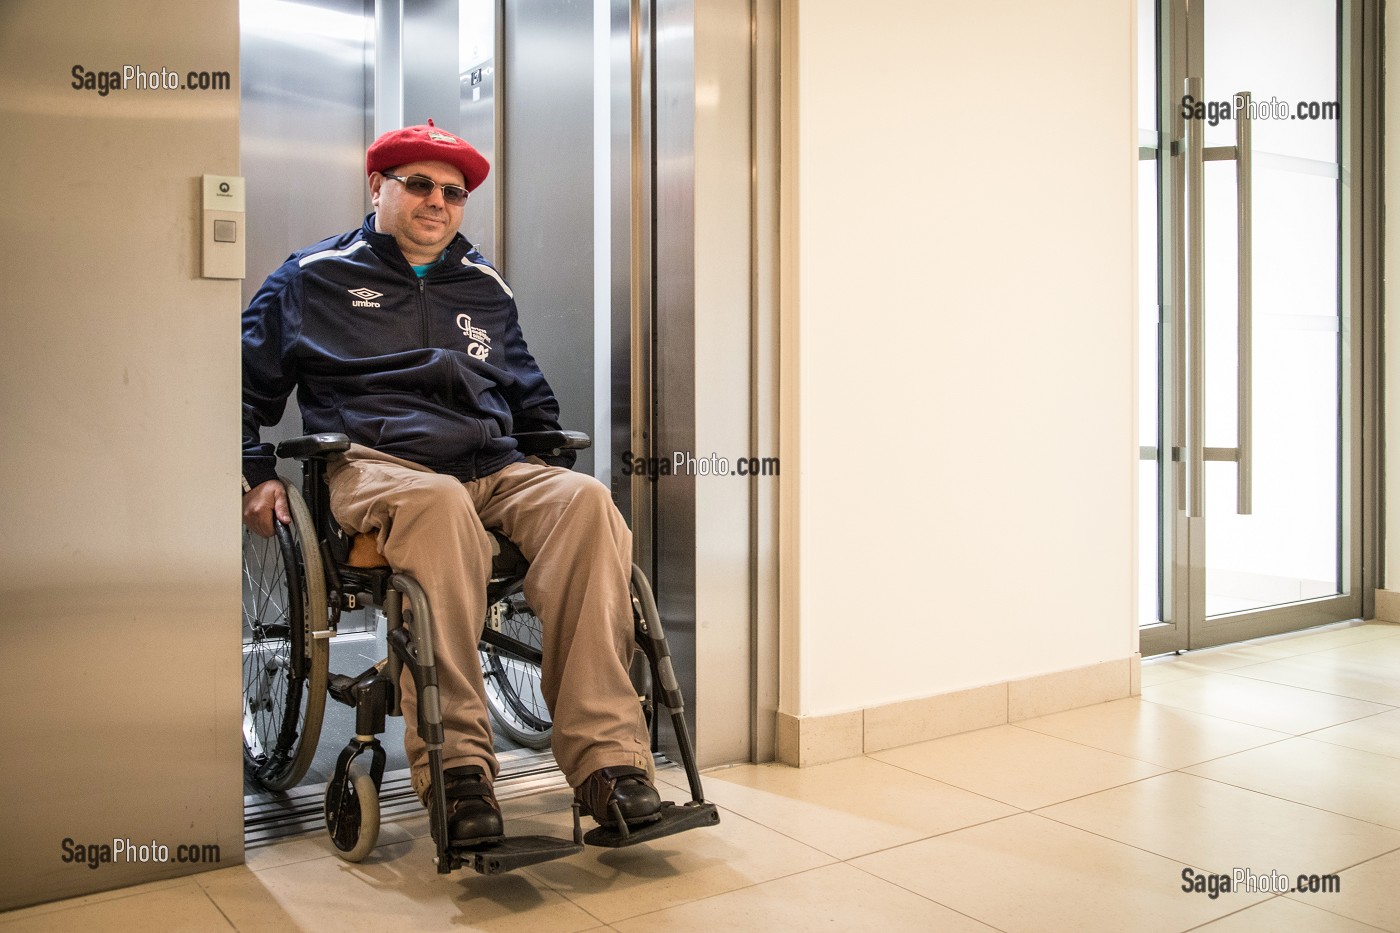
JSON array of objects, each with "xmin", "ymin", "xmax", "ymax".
[{"xmin": 202, "ymin": 174, "xmax": 245, "ymax": 279}]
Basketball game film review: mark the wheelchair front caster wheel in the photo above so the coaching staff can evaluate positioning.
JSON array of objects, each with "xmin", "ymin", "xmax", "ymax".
[{"xmin": 326, "ymin": 760, "xmax": 380, "ymax": 862}]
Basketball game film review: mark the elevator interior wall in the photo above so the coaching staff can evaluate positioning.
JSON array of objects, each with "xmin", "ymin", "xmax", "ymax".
[{"xmin": 240, "ymin": 0, "xmax": 376, "ymax": 453}]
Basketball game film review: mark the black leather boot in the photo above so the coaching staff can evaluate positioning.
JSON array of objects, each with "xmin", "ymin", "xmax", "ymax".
[
  {"xmin": 574, "ymin": 765, "xmax": 662, "ymax": 828},
  {"xmin": 429, "ymin": 765, "xmax": 504, "ymax": 847}
]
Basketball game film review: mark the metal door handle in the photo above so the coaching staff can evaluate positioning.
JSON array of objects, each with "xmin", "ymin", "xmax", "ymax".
[
  {"xmin": 1186, "ymin": 77, "xmax": 1205, "ymax": 518},
  {"xmin": 1183, "ymin": 80, "xmax": 1253, "ymax": 519},
  {"xmin": 1234, "ymin": 91, "xmax": 1253, "ymax": 515}
]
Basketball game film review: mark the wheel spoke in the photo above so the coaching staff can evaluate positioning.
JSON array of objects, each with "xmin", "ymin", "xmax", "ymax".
[{"xmin": 480, "ymin": 602, "xmax": 553, "ymax": 747}]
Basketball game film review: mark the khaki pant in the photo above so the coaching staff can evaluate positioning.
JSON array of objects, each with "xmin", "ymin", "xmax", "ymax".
[{"xmin": 326, "ymin": 445, "xmax": 651, "ymax": 794}]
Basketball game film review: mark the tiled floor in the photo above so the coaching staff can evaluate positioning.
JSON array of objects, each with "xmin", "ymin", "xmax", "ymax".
[{"xmin": 7, "ymin": 621, "xmax": 1400, "ymax": 932}]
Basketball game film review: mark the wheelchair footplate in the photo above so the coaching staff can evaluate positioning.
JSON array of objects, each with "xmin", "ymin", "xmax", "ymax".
[
  {"xmin": 446, "ymin": 834, "xmax": 585, "ymax": 875},
  {"xmin": 576, "ymin": 798, "xmax": 721, "ymax": 849},
  {"xmin": 429, "ymin": 779, "xmax": 583, "ymax": 875}
]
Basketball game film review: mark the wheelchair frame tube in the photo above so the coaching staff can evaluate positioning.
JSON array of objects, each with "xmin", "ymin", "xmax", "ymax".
[
  {"xmin": 387, "ymin": 575, "xmax": 454, "ymax": 873},
  {"xmin": 384, "ymin": 591, "xmax": 404, "ymax": 717},
  {"xmin": 390, "ymin": 574, "xmax": 443, "ymax": 747},
  {"xmin": 631, "ymin": 564, "xmax": 706, "ymax": 804}
]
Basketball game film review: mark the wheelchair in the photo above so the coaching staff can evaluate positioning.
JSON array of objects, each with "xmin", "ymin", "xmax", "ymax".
[{"xmin": 241, "ymin": 430, "xmax": 718, "ymax": 874}]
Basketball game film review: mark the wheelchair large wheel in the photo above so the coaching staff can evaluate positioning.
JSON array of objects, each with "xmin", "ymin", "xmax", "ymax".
[
  {"xmin": 242, "ymin": 480, "xmax": 329, "ymax": 791},
  {"xmin": 480, "ymin": 593, "xmax": 553, "ymax": 750}
]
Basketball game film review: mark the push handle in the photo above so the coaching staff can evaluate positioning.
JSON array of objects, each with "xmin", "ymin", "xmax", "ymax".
[
  {"xmin": 1181, "ymin": 80, "xmax": 1254, "ymax": 519},
  {"xmin": 1234, "ymin": 91, "xmax": 1253, "ymax": 515},
  {"xmin": 1186, "ymin": 77, "xmax": 1205, "ymax": 518}
]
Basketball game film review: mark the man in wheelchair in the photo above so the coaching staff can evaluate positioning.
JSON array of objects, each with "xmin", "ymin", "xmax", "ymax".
[{"xmin": 241, "ymin": 121, "xmax": 671, "ymax": 858}]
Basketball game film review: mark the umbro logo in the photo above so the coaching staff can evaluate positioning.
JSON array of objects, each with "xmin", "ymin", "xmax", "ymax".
[{"xmin": 349, "ymin": 288, "xmax": 383, "ymax": 308}]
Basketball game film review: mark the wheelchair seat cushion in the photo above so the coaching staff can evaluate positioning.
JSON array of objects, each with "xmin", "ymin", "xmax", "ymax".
[{"xmin": 347, "ymin": 534, "xmax": 390, "ymax": 568}]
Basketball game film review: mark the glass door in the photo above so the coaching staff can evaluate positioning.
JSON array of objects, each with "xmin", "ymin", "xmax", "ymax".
[{"xmin": 1139, "ymin": 0, "xmax": 1376, "ymax": 655}]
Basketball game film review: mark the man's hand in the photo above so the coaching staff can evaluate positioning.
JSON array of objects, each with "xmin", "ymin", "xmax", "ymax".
[{"xmin": 242, "ymin": 479, "xmax": 290, "ymax": 538}]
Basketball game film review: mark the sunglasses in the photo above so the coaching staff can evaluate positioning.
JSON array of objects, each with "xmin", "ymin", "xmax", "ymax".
[{"xmin": 380, "ymin": 172, "xmax": 469, "ymax": 206}]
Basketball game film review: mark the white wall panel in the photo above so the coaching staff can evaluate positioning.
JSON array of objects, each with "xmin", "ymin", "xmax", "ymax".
[{"xmin": 784, "ymin": 0, "xmax": 1138, "ymax": 716}]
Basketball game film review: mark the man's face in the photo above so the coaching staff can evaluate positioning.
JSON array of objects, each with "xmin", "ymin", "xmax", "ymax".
[{"xmin": 369, "ymin": 159, "xmax": 466, "ymax": 262}]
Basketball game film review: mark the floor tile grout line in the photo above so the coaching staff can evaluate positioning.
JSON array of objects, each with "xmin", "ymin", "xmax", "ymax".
[
  {"xmin": 499, "ymin": 840, "xmax": 616, "ymax": 931},
  {"xmin": 0, "ymin": 877, "xmax": 202, "ymax": 926},
  {"xmin": 841, "ymin": 857, "xmax": 1016, "ymax": 933},
  {"xmin": 1145, "ymin": 667, "xmax": 1399, "ymax": 709},
  {"xmin": 1138, "ymin": 690, "xmax": 1395, "ymax": 735},
  {"xmin": 1254, "ymin": 628, "xmax": 1400, "ymax": 659},
  {"xmin": 593, "ymin": 862, "xmax": 843, "ymax": 928},
  {"xmin": 515, "ymin": 802, "xmax": 845, "ymax": 925},
  {"xmin": 1132, "ymin": 733, "xmax": 1297, "ymax": 772},
  {"xmin": 1006, "ymin": 711, "xmax": 1301, "ymax": 772},
  {"xmin": 1175, "ymin": 764, "xmax": 1400, "ymax": 835},
  {"xmin": 858, "ymin": 752, "xmax": 1042, "ymax": 814},
  {"xmin": 242, "ymin": 846, "xmax": 344, "ymax": 875},
  {"xmin": 1185, "ymin": 666, "xmax": 1400, "ymax": 709},
  {"xmin": 1220, "ymin": 664, "xmax": 1400, "ymax": 708},
  {"xmin": 1027, "ymin": 804, "xmax": 1249, "ymax": 879},
  {"xmin": 562, "ymin": 792, "xmax": 848, "ymax": 864},
  {"xmin": 1314, "ymin": 841, "xmax": 1400, "ymax": 876},
  {"xmin": 873, "ymin": 725, "xmax": 1175, "ymax": 812},
  {"xmin": 1238, "ymin": 643, "xmax": 1400, "ymax": 670},
  {"xmin": 1175, "ymin": 895, "xmax": 1287, "ymax": 933},
  {"xmin": 1030, "ymin": 777, "xmax": 1400, "ymax": 881},
  {"xmin": 823, "ymin": 809, "xmax": 1030, "ymax": 864},
  {"xmin": 1299, "ymin": 706, "xmax": 1400, "ymax": 726},
  {"xmin": 1277, "ymin": 890, "xmax": 1396, "ymax": 933},
  {"xmin": 1139, "ymin": 672, "xmax": 1212, "ymax": 688},
  {"xmin": 868, "ymin": 756, "xmax": 1176, "ymax": 812},
  {"xmin": 1297, "ymin": 733, "xmax": 1400, "ymax": 762},
  {"xmin": 193, "ymin": 883, "xmax": 241, "ymax": 932}
]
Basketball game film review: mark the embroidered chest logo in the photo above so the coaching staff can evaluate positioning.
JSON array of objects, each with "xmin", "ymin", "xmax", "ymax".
[
  {"xmin": 348, "ymin": 288, "xmax": 383, "ymax": 308},
  {"xmin": 456, "ymin": 313, "xmax": 492, "ymax": 360}
]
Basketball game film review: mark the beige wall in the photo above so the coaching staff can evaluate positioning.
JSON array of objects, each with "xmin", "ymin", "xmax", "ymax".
[
  {"xmin": 780, "ymin": 0, "xmax": 1138, "ymax": 720},
  {"xmin": 0, "ymin": 0, "xmax": 243, "ymax": 909}
]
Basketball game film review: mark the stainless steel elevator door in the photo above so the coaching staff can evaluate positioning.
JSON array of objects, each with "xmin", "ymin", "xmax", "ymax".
[{"xmin": 500, "ymin": 0, "xmax": 598, "ymax": 477}]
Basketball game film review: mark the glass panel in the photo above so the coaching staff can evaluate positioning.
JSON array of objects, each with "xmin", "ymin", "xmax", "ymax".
[{"xmin": 1200, "ymin": 0, "xmax": 1340, "ymax": 617}]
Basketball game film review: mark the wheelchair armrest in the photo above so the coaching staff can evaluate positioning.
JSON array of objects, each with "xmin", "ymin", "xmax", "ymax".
[
  {"xmin": 276, "ymin": 433, "xmax": 351, "ymax": 460},
  {"xmin": 511, "ymin": 430, "xmax": 592, "ymax": 457}
]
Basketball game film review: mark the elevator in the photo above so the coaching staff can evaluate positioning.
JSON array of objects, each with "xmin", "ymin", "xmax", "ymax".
[{"xmin": 239, "ymin": 0, "xmax": 778, "ymax": 843}]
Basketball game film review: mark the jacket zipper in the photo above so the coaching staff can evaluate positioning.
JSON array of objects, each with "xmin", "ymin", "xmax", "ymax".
[{"xmin": 416, "ymin": 277, "xmax": 429, "ymax": 347}]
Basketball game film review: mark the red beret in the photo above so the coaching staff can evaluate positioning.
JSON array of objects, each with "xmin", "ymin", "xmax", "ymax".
[{"xmin": 366, "ymin": 119, "xmax": 490, "ymax": 192}]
